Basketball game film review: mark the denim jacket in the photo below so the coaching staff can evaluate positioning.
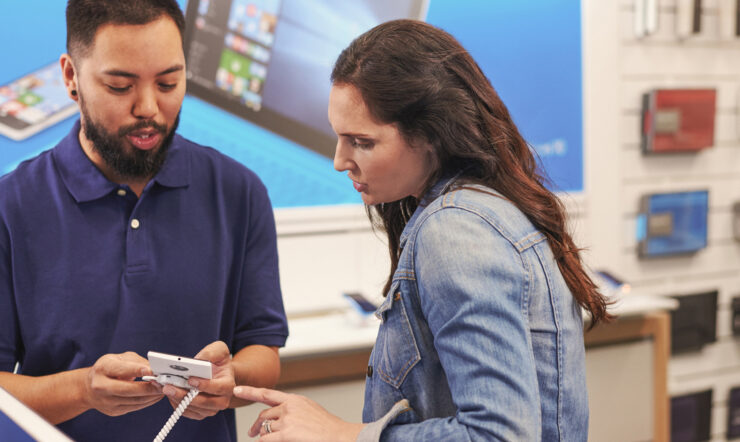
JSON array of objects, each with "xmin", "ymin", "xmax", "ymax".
[{"xmin": 358, "ymin": 177, "xmax": 588, "ymax": 441}]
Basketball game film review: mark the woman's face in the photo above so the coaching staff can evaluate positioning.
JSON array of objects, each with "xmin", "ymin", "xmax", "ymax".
[{"xmin": 328, "ymin": 84, "xmax": 433, "ymax": 205}]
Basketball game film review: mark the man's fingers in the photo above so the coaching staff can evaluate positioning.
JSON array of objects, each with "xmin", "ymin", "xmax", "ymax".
[
  {"xmin": 162, "ymin": 385, "xmax": 187, "ymax": 402},
  {"xmin": 193, "ymin": 341, "xmax": 230, "ymax": 365},
  {"xmin": 189, "ymin": 391, "xmax": 229, "ymax": 411},
  {"xmin": 188, "ymin": 376, "xmax": 234, "ymax": 396},
  {"xmin": 233, "ymin": 386, "xmax": 289, "ymax": 407},
  {"xmin": 92, "ymin": 376, "xmax": 162, "ymax": 398},
  {"xmin": 97, "ymin": 353, "xmax": 150, "ymax": 379},
  {"xmin": 133, "ymin": 394, "xmax": 164, "ymax": 409},
  {"xmin": 109, "ymin": 395, "xmax": 164, "ymax": 416},
  {"xmin": 163, "ymin": 388, "xmax": 219, "ymax": 420},
  {"xmin": 118, "ymin": 381, "xmax": 162, "ymax": 398},
  {"xmin": 110, "ymin": 391, "xmax": 164, "ymax": 404},
  {"xmin": 182, "ymin": 406, "xmax": 209, "ymax": 420}
]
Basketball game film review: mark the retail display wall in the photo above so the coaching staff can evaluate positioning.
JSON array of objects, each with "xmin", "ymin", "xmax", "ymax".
[{"xmin": 584, "ymin": 1, "xmax": 740, "ymax": 440}]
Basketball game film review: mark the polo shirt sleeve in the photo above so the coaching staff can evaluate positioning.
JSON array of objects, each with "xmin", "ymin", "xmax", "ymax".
[
  {"xmin": 232, "ymin": 177, "xmax": 288, "ymax": 352},
  {"xmin": 0, "ymin": 215, "xmax": 19, "ymax": 372}
]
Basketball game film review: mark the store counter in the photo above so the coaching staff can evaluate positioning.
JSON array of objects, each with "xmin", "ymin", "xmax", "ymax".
[
  {"xmin": 278, "ymin": 293, "xmax": 678, "ymax": 366},
  {"xmin": 275, "ymin": 294, "xmax": 677, "ymax": 441}
]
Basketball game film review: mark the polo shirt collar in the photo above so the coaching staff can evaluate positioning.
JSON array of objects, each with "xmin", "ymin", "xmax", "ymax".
[
  {"xmin": 152, "ymin": 134, "xmax": 190, "ymax": 189},
  {"xmin": 53, "ymin": 120, "xmax": 190, "ymax": 203}
]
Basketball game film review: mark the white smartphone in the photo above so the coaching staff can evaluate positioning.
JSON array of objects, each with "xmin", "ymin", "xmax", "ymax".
[
  {"xmin": 147, "ymin": 351, "xmax": 213, "ymax": 380},
  {"xmin": 593, "ymin": 270, "xmax": 631, "ymax": 298},
  {"xmin": 0, "ymin": 61, "xmax": 78, "ymax": 141}
]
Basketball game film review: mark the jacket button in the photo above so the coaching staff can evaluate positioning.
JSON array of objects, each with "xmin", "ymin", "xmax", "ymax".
[
  {"xmin": 367, "ymin": 365, "xmax": 373, "ymax": 377},
  {"xmin": 394, "ymin": 292, "xmax": 401, "ymax": 301}
]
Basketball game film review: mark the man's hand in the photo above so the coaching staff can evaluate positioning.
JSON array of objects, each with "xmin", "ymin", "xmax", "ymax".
[
  {"xmin": 161, "ymin": 341, "xmax": 235, "ymax": 420},
  {"xmin": 83, "ymin": 352, "xmax": 163, "ymax": 416}
]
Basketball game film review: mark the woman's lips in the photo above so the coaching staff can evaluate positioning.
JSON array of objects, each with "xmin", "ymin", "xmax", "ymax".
[{"xmin": 352, "ymin": 181, "xmax": 367, "ymax": 192}]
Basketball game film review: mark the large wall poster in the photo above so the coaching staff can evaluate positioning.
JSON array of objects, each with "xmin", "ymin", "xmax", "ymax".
[{"xmin": 427, "ymin": 0, "xmax": 584, "ymax": 193}]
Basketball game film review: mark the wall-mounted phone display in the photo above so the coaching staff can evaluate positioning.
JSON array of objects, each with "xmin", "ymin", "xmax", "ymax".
[
  {"xmin": 676, "ymin": 0, "xmax": 702, "ymax": 39},
  {"xmin": 636, "ymin": 190, "xmax": 709, "ymax": 257},
  {"xmin": 641, "ymin": 88, "xmax": 716, "ymax": 154},
  {"xmin": 729, "ymin": 387, "xmax": 740, "ymax": 439},
  {"xmin": 732, "ymin": 296, "xmax": 740, "ymax": 336},
  {"xmin": 592, "ymin": 270, "xmax": 631, "ymax": 298},
  {"xmin": 634, "ymin": 0, "xmax": 658, "ymax": 38},
  {"xmin": 670, "ymin": 290, "xmax": 717, "ymax": 354},
  {"xmin": 671, "ymin": 389, "xmax": 712, "ymax": 441}
]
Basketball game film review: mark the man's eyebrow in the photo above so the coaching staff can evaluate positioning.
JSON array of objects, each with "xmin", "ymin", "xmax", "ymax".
[
  {"xmin": 102, "ymin": 65, "xmax": 184, "ymax": 78},
  {"xmin": 102, "ymin": 69, "xmax": 138, "ymax": 78},
  {"xmin": 157, "ymin": 65, "xmax": 184, "ymax": 76}
]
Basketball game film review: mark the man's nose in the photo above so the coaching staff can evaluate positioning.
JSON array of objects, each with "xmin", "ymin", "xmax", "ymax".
[{"xmin": 132, "ymin": 87, "xmax": 158, "ymax": 119}]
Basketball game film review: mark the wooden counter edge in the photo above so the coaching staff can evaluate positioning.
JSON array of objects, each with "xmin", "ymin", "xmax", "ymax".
[
  {"xmin": 277, "ymin": 348, "xmax": 372, "ymax": 390},
  {"xmin": 278, "ymin": 312, "xmax": 671, "ymax": 442},
  {"xmin": 585, "ymin": 311, "xmax": 671, "ymax": 442}
]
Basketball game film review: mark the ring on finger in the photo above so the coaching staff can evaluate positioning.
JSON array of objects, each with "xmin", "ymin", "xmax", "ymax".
[{"xmin": 262, "ymin": 419, "xmax": 274, "ymax": 434}]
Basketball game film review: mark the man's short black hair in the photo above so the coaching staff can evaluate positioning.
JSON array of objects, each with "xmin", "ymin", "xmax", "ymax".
[{"xmin": 66, "ymin": 0, "xmax": 186, "ymax": 59}]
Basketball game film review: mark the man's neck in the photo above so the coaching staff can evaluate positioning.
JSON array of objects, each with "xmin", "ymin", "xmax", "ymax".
[{"xmin": 77, "ymin": 130, "xmax": 151, "ymax": 198}]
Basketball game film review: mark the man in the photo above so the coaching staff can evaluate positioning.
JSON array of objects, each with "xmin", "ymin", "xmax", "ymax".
[{"xmin": 0, "ymin": 1, "xmax": 288, "ymax": 440}]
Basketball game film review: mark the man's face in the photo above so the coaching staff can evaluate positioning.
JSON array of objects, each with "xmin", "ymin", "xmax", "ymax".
[{"xmin": 71, "ymin": 16, "xmax": 186, "ymax": 180}]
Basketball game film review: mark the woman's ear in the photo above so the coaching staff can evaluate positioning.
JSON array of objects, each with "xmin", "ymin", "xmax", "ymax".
[
  {"xmin": 59, "ymin": 54, "xmax": 79, "ymax": 102},
  {"xmin": 421, "ymin": 139, "xmax": 438, "ymax": 167}
]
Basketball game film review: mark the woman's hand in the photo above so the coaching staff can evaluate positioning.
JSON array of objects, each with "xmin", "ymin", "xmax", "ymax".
[{"xmin": 233, "ymin": 385, "xmax": 365, "ymax": 441}]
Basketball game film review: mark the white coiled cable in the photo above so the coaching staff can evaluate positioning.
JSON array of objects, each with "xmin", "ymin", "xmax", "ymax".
[{"xmin": 153, "ymin": 388, "xmax": 199, "ymax": 442}]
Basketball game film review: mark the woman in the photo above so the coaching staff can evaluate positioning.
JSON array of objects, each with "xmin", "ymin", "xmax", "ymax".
[{"xmin": 234, "ymin": 19, "xmax": 611, "ymax": 441}]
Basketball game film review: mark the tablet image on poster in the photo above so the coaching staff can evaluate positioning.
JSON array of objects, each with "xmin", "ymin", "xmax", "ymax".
[{"xmin": 0, "ymin": 61, "xmax": 78, "ymax": 141}]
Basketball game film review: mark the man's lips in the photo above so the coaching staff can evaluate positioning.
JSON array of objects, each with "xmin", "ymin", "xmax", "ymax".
[{"xmin": 126, "ymin": 129, "xmax": 162, "ymax": 150}]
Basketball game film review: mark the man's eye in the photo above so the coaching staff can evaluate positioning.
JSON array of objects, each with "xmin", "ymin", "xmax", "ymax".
[
  {"xmin": 107, "ymin": 85, "xmax": 131, "ymax": 93},
  {"xmin": 159, "ymin": 83, "xmax": 177, "ymax": 91}
]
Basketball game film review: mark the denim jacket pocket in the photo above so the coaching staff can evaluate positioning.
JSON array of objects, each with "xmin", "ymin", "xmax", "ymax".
[{"xmin": 371, "ymin": 283, "xmax": 421, "ymax": 389}]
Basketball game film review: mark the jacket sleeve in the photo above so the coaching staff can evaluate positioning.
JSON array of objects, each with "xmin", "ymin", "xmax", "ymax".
[{"xmin": 372, "ymin": 207, "xmax": 542, "ymax": 441}]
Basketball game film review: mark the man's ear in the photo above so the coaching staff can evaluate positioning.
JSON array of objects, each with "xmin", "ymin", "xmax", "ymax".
[{"xmin": 59, "ymin": 54, "xmax": 79, "ymax": 102}]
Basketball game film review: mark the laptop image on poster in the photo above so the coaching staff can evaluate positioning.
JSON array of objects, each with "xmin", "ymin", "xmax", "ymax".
[
  {"xmin": 1, "ymin": 1, "xmax": 429, "ymax": 208},
  {"xmin": 0, "ymin": 387, "xmax": 74, "ymax": 442},
  {"xmin": 177, "ymin": 0, "xmax": 429, "ymax": 207}
]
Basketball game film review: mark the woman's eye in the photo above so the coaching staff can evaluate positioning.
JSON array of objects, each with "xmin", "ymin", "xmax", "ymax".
[
  {"xmin": 159, "ymin": 83, "xmax": 177, "ymax": 91},
  {"xmin": 351, "ymin": 138, "xmax": 374, "ymax": 149}
]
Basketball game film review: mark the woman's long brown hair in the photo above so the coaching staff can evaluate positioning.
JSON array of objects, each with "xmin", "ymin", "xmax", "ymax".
[{"xmin": 331, "ymin": 20, "xmax": 611, "ymax": 327}]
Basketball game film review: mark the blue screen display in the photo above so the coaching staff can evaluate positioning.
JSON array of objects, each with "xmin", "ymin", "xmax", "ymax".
[
  {"xmin": 0, "ymin": 411, "xmax": 36, "ymax": 442},
  {"xmin": 637, "ymin": 190, "xmax": 709, "ymax": 257},
  {"xmin": 0, "ymin": 1, "xmax": 585, "ymax": 208},
  {"xmin": 426, "ymin": 0, "xmax": 584, "ymax": 193}
]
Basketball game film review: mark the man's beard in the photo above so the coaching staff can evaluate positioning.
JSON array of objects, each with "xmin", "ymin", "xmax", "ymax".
[{"xmin": 79, "ymin": 92, "xmax": 180, "ymax": 180}]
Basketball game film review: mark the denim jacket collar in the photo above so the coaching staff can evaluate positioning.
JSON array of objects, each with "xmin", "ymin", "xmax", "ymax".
[{"xmin": 399, "ymin": 173, "xmax": 461, "ymax": 250}]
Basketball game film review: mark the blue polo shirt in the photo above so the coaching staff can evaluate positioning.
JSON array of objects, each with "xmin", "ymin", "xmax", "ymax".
[{"xmin": 0, "ymin": 121, "xmax": 288, "ymax": 441}]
